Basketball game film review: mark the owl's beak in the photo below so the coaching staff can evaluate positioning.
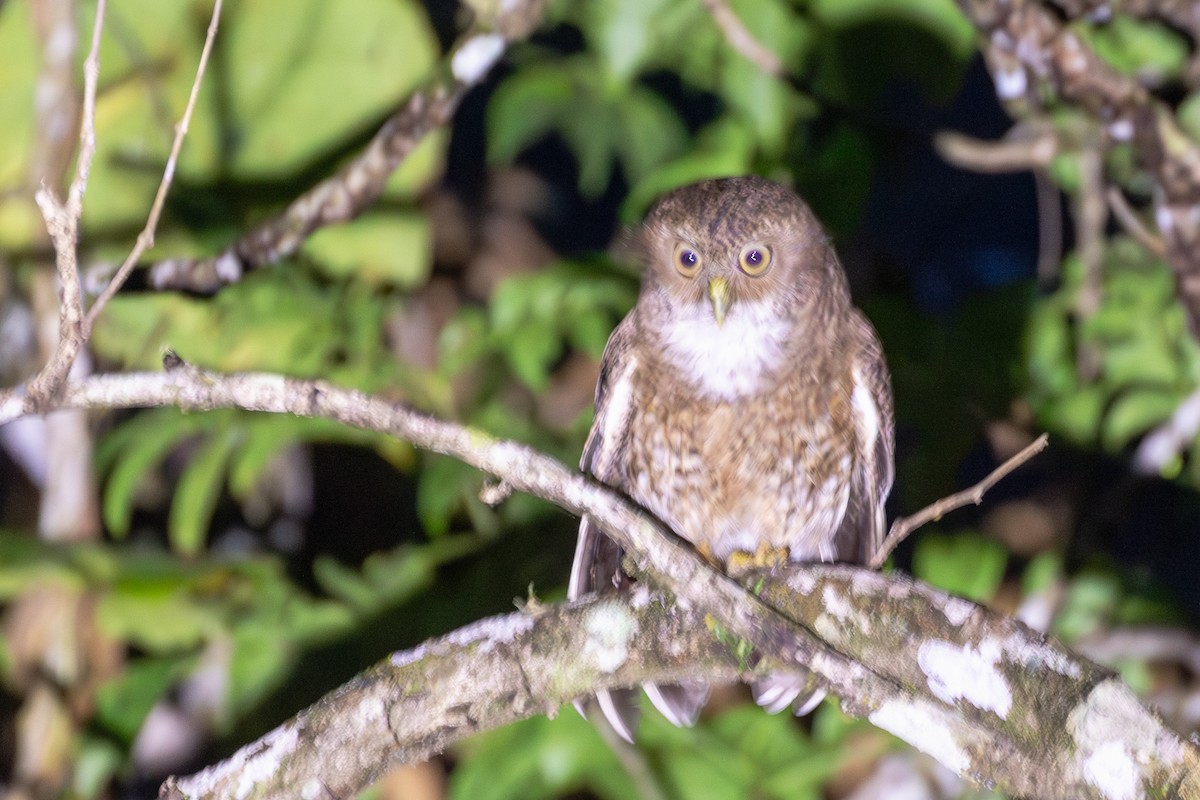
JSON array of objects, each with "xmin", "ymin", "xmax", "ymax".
[{"xmin": 708, "ymin": 277, "xmax": 731, "ymax": 326}]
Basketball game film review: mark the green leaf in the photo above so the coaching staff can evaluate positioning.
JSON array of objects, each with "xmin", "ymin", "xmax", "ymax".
[
  {"xmin": 1076, "ymin": 16, "xmax": 1188, "ymax": 83},
  {"xmin": 912, "ymin": 531, "xmax": 1008, "ymax": 602},
  {"xmin": 717, "ymin": 0, "xmax": 807, "ymax": 156},
  {"xmin": 623, "ymin": 116, "xmax": 757, "ymax": 220},
  {"xmin": 0, "ymin": 534, "xmax": 80, "ymax": 598},
  {"xmin": 1049, "ymin": 151, "xmax": 1082, "ymax": 193},
  {"xmin": 91, "ymin": 294, "xmax": 215, "ymax": 371},
  {"xmin": 313, "ymin": 556, "xmax": 378, "ymax": 613},
  {"xmin": 360, "ymin": 536, "xmax": 483, "ymax": 605},
  {"xmin": 1102, "ymin": 388, "xmax": 1182, "ymax": 450},
  {"xmin": 281, "ymin": 598, "xmax": 356, "ymax": 644},
  {"xmin": 1178, "ymin": 91, "xmax": 1200, "ymax": 145},
  {"xmin": 416, "ymin": 456, "xmax": 483, "ymax": 537},
  {"xmin": 169, "ymin": 418, "xmax": 241, "ymax": 556},
  {"xmin": 1101, "ymin": 337, "xmax": 1180, "ymax": 387},
  {"xmin": 583, "ymin": 0, "xmax": 674, "ymax": 85},
  {"xmin": 1021, "ymin": 552, "xmax": 1063, "ymax": 597},
  {"xmin": 96, "ymin": 583, "xmax": 215, "ymax": 652},
  {"xmin": 810, "ymin": 0, "xmax": 974, "ymax": 62},
  {"xmin": 73, "ymin": 735, "xmax": 125, "ymax": 800},
  {"xmin": 94, "ymin": 655, "xmax": 196, "ymax": 741},
  {"xmin": 505, "ymin": 318, "xmax": 561, "ymax": 391},
  {"xmin": 1054, "ymin": 569, "xmax": 1121, "ymax": 642},
  {"xmin": 228, "ymin": 623, "xmax": 293, "ymax": 717},
  {"xmin": 0, "ymin": 1, "xmax": 40, "ymax": 248},
  {"xmin": 661, "ymin": 748, "xmax": 748, "ymax": 800},
  {"xmin": 451, "ymin": 712, "xmax": 638, "ymax": 800},
  {"xmin": 614, "ymin": 86, "xmax": 689, "ymax": 183},
  {"xmin": 223, "ymin": 0, "xmax": 436, "ymax": 177},
  {"xmin": 227, "ymin": 416, "xmax": 300, "ymax": 501},
  {"xmin": 303, "ymin": 211, "xmax": 432, "ymax": 288},
  {"xmin": 1041, "ymin": 384, "xmax": 1106, "ymax": 444},
  {"xmin": 801, "ymin": 123, "xmax": 875, "ymax": 234},
  {"xmin": 563, "ymin": 109, "xmax": 619, "ymax": 197},
  {"xmin": 487, "ymin": 64, "xmax": 576, "ymax": 165},
  {"xmin": 100, "ymin": 410, "xmax": 213, "ymax": 537},
  {"xmin": 1024, "ymin": 301, "xmax": 1076, "ymax": 397}
]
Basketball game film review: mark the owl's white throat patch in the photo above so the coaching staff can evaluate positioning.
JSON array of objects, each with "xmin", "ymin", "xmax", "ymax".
[{"xmin": 658, "ymin": 300, "xmax": 791, "ymax": 399}]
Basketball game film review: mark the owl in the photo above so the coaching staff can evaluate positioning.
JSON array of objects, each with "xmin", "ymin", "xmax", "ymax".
[{"xmin": 569, "ymin": 176, "xmax": 894, "ymax": 740}]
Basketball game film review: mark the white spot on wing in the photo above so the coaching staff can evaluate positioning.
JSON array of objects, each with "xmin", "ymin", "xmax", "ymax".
[{"xmin": 851, "ymin": 365, "xmax": 880, "ymax": 452}]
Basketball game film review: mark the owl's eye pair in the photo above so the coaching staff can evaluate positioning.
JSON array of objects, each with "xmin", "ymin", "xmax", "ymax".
[{"xmin": 672, "ymin": 242, "xmax": 773, "ymax": 277}]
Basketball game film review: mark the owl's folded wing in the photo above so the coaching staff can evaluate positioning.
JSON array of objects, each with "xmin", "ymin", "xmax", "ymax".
[
  {"xmin": 570, "ymin": 315, "xmax": 638, "ymax": 601},
  {"xmin": 568, "ymin": 316, "xmax": 643, "ymax": 741},
  {"xmin": 840, "ymin": 311, "xmax": 896, "ymax": 563}
]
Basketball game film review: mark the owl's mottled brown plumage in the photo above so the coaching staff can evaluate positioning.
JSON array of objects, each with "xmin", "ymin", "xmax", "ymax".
[{"xmin": 570, "ymin": 176, "xmax": 894, "ymax": 741}]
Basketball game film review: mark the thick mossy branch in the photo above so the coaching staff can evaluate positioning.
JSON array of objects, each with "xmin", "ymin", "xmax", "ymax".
[{"xmin": 157, "ymin": 560, "xmax": 1200, "ymax": 800}]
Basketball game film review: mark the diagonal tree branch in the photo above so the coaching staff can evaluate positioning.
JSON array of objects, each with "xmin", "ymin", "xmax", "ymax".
[
  {"xmin": 0, "ymin": 366, "xmax": 1194, "ymax": 799},
  {"xmin": 146, "ymin": 1, "xmax": 547, "ymax": 294},
  {"xmin": 81, "ymin": 0, "xmax": 224, "ymax": 338}
]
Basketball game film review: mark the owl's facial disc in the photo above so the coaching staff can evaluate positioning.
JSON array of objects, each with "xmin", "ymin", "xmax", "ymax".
[{"xmin": 707, "ymin": 277, "xmax": 730, "ymax": 326}]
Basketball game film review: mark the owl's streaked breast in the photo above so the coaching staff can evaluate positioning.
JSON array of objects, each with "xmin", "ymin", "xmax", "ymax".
[{"xmin": 622, "ymin": 359, "xmax": 855, "ymax": 564}]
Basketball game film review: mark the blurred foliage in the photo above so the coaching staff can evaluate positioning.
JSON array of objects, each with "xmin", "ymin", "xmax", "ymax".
[
  {"xmin": 450, "ymin": 698, "xmax": 883, "ymax": 800},
  {"xmin": 0, "ymin": 0, "xmax": 1198, "ymax": 797},
  {"xmin": 1024, "ymin": 238, "xmax": 1200, "ymax": 476},
  {"xmin": 0, "ymin": 530, "xmax": 478, "ymax": 787}
]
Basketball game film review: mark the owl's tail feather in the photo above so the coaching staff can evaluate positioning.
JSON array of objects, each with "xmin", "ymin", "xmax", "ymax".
[
  {"xmin": 596, "ymin": 688, "xmax": 640, "ymax": 743},
  {"xmin": 570, "ymin": 515, "xmax": 709, "ymax": 740},
  {"xmin": 645, "ymin": 681, "xmax": 709, "ymax": 728},
  {"xmin": 752, "ymin": 671, "xmax": 826, "ymax": 715}
]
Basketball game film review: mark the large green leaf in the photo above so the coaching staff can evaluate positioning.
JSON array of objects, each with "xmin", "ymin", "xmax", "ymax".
[
  {"xmin": 1076, "ymin": 16, "xmax": 1188, "ymax": 82},
  {"xmin": 168, "ymin": 417, "xmax": 241, "ymax": 556},
  {"xmin": 222, "ymin": 0, "xmax": 436, "ymax": 177},
  {"xmin": 94, "ymin": 654, "xmax": 197, "ymax": 741},
  {"xmin": 302, "ymin": 210, "xmax": 432, "ymax": 288},
  {"xmin": 912, "ymin": 531, "xmax": 1008, "ymax": 602}
]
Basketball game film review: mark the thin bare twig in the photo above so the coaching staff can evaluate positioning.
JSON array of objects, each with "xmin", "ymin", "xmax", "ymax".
[
  {"xmin": 934, "ymin": 128, "xmax": 1057, "ymax": 173},
  {"xmin": 869, "ymin": 433, "xmax": 1049, "ymax": 569},
  {"xmin": 1107, "ymin": 186, "xmax": 1166, "ymax": 257},
  {"xmin": 24, "ymin": 0, "xmax": 107, "ymax": 408},
  {"xmin": 1035, "ymin": 170, "xmax": 1063, "ymax": 284},
  {"xmin": 82, "ymin": 0, "xmax": 223, "ymax": 338},
  {"xmin": 700, "ymin": 0, "xmax": 785, "ymax": 77},
  {"xmin": 146, "ymin": 14, "xmax": 542, "ymax": 293},
  {"xmin": 1075, "ymin": 144, "xmax": 1106, "ymax": 381}
]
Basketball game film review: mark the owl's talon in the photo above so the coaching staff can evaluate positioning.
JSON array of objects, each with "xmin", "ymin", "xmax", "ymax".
[{"xmin": 725, "ymin": 543, "xmax": 790, "ymax": 577}]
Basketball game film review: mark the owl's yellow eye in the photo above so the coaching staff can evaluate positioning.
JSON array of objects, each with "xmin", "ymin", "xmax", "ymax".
[
  {"xmin": 738, "ymin": 244, "xmax": 772, "ymax": 276},
  {"xmin": 674, "ymin": 243, "xmax": 702, "ymax": 277}
]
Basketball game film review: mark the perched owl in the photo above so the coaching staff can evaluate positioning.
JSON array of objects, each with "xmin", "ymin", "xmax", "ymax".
[{"xmin": 569, "ymin": 176, "xmax": 894, "ymax": 741}]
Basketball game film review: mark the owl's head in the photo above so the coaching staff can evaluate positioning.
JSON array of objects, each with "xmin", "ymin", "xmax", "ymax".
[{"xmin": 637, "ymin": 176, "xmax": 848, "ymax": 327}]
